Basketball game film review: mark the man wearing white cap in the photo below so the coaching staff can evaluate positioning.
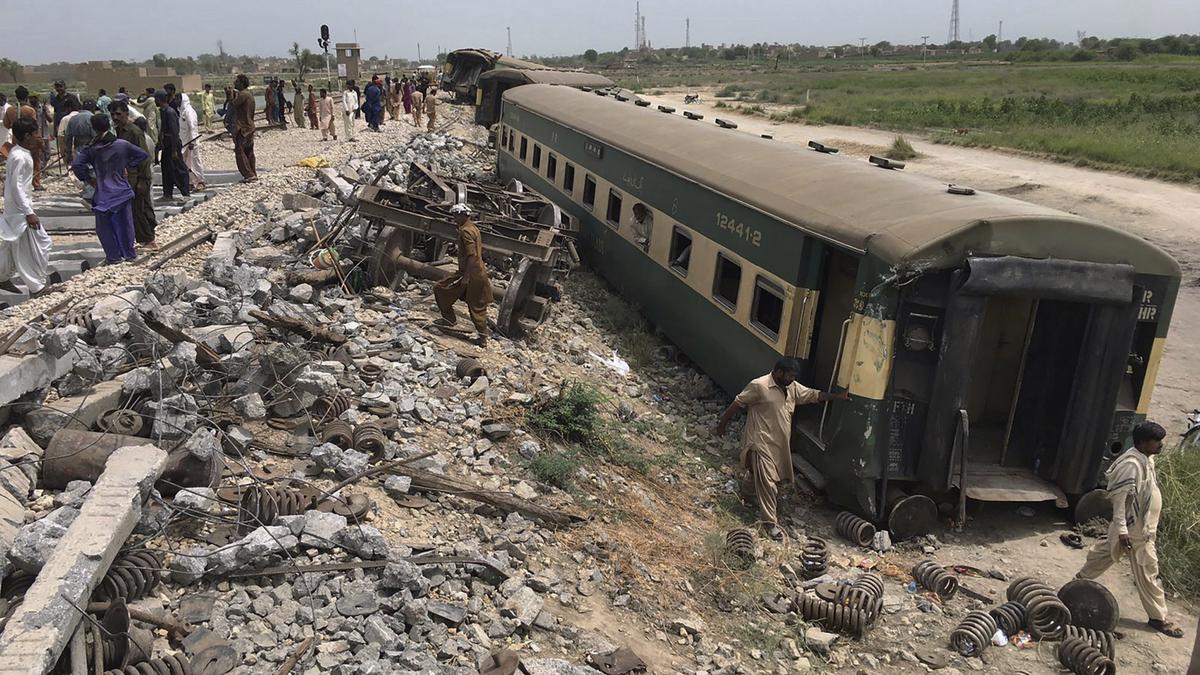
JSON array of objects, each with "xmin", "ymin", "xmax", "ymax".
[{"xmin": 433, "ymin": 203, "xmax": 493, "ymax": 346}]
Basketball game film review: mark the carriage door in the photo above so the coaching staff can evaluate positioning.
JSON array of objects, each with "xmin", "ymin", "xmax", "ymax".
[{"xmin": 797, "ymin": 248, "xmax": 859, "ymax": 435}]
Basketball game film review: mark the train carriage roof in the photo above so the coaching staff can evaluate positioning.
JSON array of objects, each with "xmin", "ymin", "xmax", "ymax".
[
  {"xmin": 503, "ymin": 85, "xmax": 1179, "ymax": 277},
  {"xmin": 478, "ymin": 68, "xmax": 614, "ymax": 89}
]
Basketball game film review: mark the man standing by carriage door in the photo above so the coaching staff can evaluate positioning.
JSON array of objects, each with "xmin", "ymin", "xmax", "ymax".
[
  {"xmin": 1075, "ymin": 421, "xmax": 1185, "ymax": 639},
  {"xmin": 716, "ymin": 359, "xmax": 847, "ymax": 540}
]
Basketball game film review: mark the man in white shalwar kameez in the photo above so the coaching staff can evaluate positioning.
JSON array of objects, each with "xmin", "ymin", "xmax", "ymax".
[
  {"xmin": 179, "ymin": 94, "xmax": 206, "ymax": 191},
  {"xmin": 0, "ymin": 119, "xmax": 52, "ymax": 295}
]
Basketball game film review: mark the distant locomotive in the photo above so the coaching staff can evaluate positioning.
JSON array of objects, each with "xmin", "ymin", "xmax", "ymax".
[{"xmin": 494, "ymin": 84, "xmax": 1179, "ymax": 526}]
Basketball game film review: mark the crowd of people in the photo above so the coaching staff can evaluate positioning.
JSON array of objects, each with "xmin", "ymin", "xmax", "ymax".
[{"xmin": 0, "ymin": 70, "xmax": 442, "ymax": 295}]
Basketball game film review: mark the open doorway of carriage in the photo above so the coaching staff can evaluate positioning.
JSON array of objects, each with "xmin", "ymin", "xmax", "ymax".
[{"xmin": 795, "ymin": 248, "xmax": 859, "ymax": 439}]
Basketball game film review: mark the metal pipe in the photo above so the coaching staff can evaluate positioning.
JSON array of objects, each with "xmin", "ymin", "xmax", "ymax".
[{"xmin": 819, "ymin": 318, "xmax": 853, "ymax": 440}]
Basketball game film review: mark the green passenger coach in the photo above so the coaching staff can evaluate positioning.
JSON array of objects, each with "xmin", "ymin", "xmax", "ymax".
[{"xmin": 495, "ymin": 84, "xmax": 1180, "ymax": 525}]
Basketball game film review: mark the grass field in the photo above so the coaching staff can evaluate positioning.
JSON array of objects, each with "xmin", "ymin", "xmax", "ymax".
[{"xmin": 615, "ymin": 59, "xmax": 1200, "ymax": 181}]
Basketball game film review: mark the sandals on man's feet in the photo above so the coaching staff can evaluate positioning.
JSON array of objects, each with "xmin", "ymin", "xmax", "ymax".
[{"xmin": 1148, "ymin": 619, "xmax": 1185, "ymax": 638}]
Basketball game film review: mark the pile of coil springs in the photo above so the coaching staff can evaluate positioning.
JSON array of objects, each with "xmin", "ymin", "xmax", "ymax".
[
  {"xmin": 988, "ymin": 600, "xmax": 1026, "ymax": 637},
  {"xmin": 1006, "ymin": 576, "xmax": 1071, "ymax": 640},
  {"xmin": 319, "ymin": 419, "xmax": 389, "ymax": 458},
  {"xmin": 911, "ymin": 560, "xmax": 959, "ymax": 600},
  {"xmin": 795, "ymin": 572, "xmax": 885, "ymax": 637},
  {"xmin": 724, "ymin": 528, "xmax": 755, "ymax": 568},
  {"xmin": 103, "ymin": 654, "xmax": 192, "ymax": 675},
  {"xmin": 835, "ymin": 511, "xmax": 876, "ymax": 547},
  {"xmin": 1062, "ymin": 625, "xmax": 1116, "ymax": 660}
]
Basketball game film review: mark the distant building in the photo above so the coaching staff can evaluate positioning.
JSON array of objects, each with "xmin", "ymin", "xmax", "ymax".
[
  {"xmin": 79, "ymin": 62, "xmax": 201, "ymax": 94},
  {"xmin": 336, "ymin": 43, "xmax": 362, "ymax": 80}
]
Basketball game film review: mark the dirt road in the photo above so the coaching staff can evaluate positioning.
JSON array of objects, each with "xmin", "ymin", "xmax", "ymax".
[{"xmin": 647, "ymin": 92, "xmax": 1200, "ymax": 435}]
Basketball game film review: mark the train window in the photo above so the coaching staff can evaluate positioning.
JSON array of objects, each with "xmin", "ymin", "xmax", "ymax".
[
  {"xmin": 547, "ymin": 154, "xmax": 558, "ymax": 181},
  {"xmin": 669, "ymin": 228, "xmax": 693, "ymax": 275},
  {"xmin": 713, "ymin": 254, "xmax": 741, "ymax": 310},
  {"xmin": 563, "ymin": 163, "xmax": 575, "ymax": 193},
  {"xmin": 519, "ymin": 137, "xmax": 528, "ymax": 161},
  {"xmin": 751, "ymin": 277, "xmax": 785, "ymax": 338},
  {"xmin": 606, "ymin": 189, "xmax": 623, "ymax": 227},
  {"xmin": 532, "ymin": 145, "xmax": 542, "ymax": 170},
  {"xmin": 583, "ymin": 175, "xmax": 597, "ymax": 208},
  {"xmin": 500, "ymin": 127, "xmax": 507, "ymax": 149},
  {"xmin": 508, "ymin": 129, "xmax": 515, "ymax": 152}
]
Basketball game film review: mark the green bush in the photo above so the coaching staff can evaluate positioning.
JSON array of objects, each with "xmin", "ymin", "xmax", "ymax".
[
  {"xmin": 527, "ymin": 382, "xmax": 605, "ymax": 450},
  {"xmin": 1156, "ymin": 447, "xmax": 1200, "ymax": 598},
  {"xmin": 528, "ymin": 450, "xmax": 581, "ymax": 489}
]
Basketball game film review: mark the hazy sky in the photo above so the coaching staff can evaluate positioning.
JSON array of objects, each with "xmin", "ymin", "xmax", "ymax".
[{"xmin": 5, "ymin": 0, "xmax": 1198, "ymax": 64}]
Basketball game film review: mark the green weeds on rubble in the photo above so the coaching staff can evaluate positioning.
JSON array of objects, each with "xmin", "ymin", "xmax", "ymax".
[{"xmin": 1156, "ymin": 445, "xmax": 1200, "ymax": 598}]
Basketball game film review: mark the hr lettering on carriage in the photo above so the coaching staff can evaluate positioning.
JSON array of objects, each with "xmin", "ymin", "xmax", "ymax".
[
  {"xmin": 1138, "ymin": 289, "xmax": 1159, "ymax": 321},
  {"xmin": 716, "ymin": 212, "xmax": 762, "ymax": 247}
]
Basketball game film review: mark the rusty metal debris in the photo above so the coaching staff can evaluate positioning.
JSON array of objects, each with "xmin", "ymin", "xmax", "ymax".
[
  {"xmin": 0, "ymin": 570, "xmax": 35, "ymax": 633},
  {"xmin": 833, "ymin": 572, "xmax": 884, "ymax": 622},
  {"xmin": 1007, "ymin": 577, "xmax": 1072, "ymax": 640},
  {"xmin": 1058, "ymin": 636, "xmax": 1116, "ymax": 675},
  {"xmin": 1057, "ymin": 579, "xmax": 1119, "ymax": 633},
  {"xmin": 835, "ymin": 511, "xmax": 876, "ymax": 547},
  {"xmin": 358, "ymin": 362, "xmax": 383, "ymax": 385},
  {"xmin": 988, "ymin": 600, "xmax": 1026, "ymax": 636},
  {"xmin": 1063, "ymin": 625, "xmax": 1116, "ymax": 660},
  {"xmin": 97, "ymin": 598, "xmax": 155, "ymax": 670},
  {"xmin": 316, "ymin": 493, "xmax": 372, "ymax": 521},
  {"xmin": 723, "ymin": 528, "xmax": 755, "ymax": 568},
  {"xmin": 102, "ymin": 653, "xmax": 192, "ymax": 675},
  {"xmin": 949, "ymin": 610, "xmax": 998, "ymax": 657},
  {"xmin": 912, "ymin": 560, "xmax": 960, "ymax": 600},
  {"xmin": 799, "ymin": 536, "xmax": 828, "ymax": 580},
  {"xmin": 95, "ymin": 409, "xmax": 146, "ymax": 437},
  {"xmin": 355, "ymin": 163, "xmax": 579, "ymax": 337},
  {"xmin": 311, "ymin": 392, "xmax": 351, "ymax": 427},
  {"xmin": 455, "ymin": 357, "xmax": 486, "ymax": 381},
  {"xmin": 319, "ymin": 420, "xmax": 354, "ymax": 449},
  {"xmin": 93, "ymin": 550, "xmax": 161, "ymax": 603},
  {"xmin": 43, "ymin": 429, "xmax": 222, "ymax": 496},
  {"xmin": 238, "ymin": 485, "xmax": 314, "ymax": 531},
  {"xmin": 352, "ymin": 422, "xmax": 387, "ymax": 457},
  {"xmin": 794, "ymin": 593, "xmax": 873, "ymax": 638}
]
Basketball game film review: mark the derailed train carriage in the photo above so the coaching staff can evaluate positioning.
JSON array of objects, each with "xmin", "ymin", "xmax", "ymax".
[
  {"xmin": 442, "ymin": 48, "xmax": 549, "ymax": 103},
  {"xmin": 493, "ymin": 84, "xmax": 1180, "ymax": 526}
]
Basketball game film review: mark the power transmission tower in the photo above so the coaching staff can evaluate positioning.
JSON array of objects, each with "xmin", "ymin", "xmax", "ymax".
[
  {"xmin": 948, "ymin": 0, "xmax": 960, "ymax": 43},
  {"xmin": 507, "ymin": 27, "xmax": 513, "ymax": 57},
  {"xmin": 685, "ymin": 17, "xmax": 690, "ymax": 48},
  {"xmin": 1076, "ymin": 30, "xmax": 1087, "ymax": 45},
  {"xmin": 641, "ymin": 16, "xmax": 648, "ymax": 50},
  {"xmin": 634, "ymin": 2, "xmax": 642, "ymax": 50}
]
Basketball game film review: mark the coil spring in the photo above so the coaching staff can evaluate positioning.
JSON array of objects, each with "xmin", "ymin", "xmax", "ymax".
[
  {"xmin": 103, "ymin": 653, "xmax": 193, "ymax": 675},
  {"xmin": 360, "ymin": 363, "xmax": 383, "ymax": 385},
  {"xmin": 95, "ymin": 409, "xmax": 145, "ymax": 436},
  {"xmin": 238, "ymin": 485, "xmax": 315, "ymax": 530},
  {"xmin": 1063, "ymin": 625, "xmax": 1116, "ymax": 661},
  {"xmin": 353, "ymin": 422, "xmax": 388, "ymax": 457},
  {"xmin": 794, "ymin": 593, "xmax": 871, "ymax": 637},
  {"xmin": 0, "ymin": 570, "xmax": 35, "ymax": 633},
  {"xmin": 831, "ymin": 586, "xmax": 884, "ymax": 623},
  {"xmin": 1058, "ymin": 636, "xmax": 1116, "ymax": 675},
  {"xmin": 912, "ymin": 560, "xmax": 959, "ymax": 600},
  {"xmin": 835, "ymin": 511, "xmax": 876, "ymax": 547},
  {"xmin": 93, "ymin": 551, "xmax": 161, "ymax": 603},
  {"xmin": 949, "ymin": 610, "xmax": 998, "ymax": 657},
  {"xmin": 799, "ymin": 536, "xmax": 828, "ymax": 579},
  {"xmin": 455, "ymin": 357, "xmax": 485, "ymax": 380},
  {"xmin": 988, "ymin": 600, "xmax": 1026, "ymax": 636},
  {"xmin": 320, "ymin": 420, "xmax": 354, "ymax": 448},
  {"xmin": 725, "ymin": 528, "xmax": 755, "ymax": 567},
  {"xmin": 311, "ymin": 391, "xmax": 351, "ymax": 426},
  {"xmin": 1006, "ymin": 577, "xmax": 1072, "ymax": 640}
]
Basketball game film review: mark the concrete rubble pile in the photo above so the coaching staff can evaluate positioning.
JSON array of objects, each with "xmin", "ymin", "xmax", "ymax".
[{"xmin": 0, "ymin": 131, "xmax": 684, "ymax": 675}]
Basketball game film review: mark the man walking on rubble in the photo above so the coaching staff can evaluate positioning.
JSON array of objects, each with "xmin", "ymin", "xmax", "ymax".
[
  {"xmin": 71, "ymin": 114, "xmax": 148, "ymax": 264},
  {"xmin": 433, "ymin": 204, "xmax": 493, "ymax": 347},
  {"xmin": 232, "ymin": 75, "xmax": 257, "ymax": 182},
  {"xmin": 111, "ymin": 101, "xmax": 158, "ymax": 251},
  {"xmin": 342, "ymin": 80, "xmax": 359, "ymax": 142},
  {"xmin": 1075, "ymin": 421, "xmax": 1185, "ymax": 638},
  {"xmin": 317, "ymin": 89, "xmax": 336, "ymax": 141},
  {"xmin": 424, "ymin": 87, "xmax": 440, "ymax": 132},
  {"xmin": 155, "ymin": 90, "xmax": 190, "ymax": 201},
  {"xmin": 716, "ymin": 359, "xmax": 848, "ymax": 541},
  {"xmin": 199, "ymin": 83, "xmax": 216, "ymax": 132},
  {"xmin": 1, "ymin": 118, "xmax": 52, "ymax": 294}
]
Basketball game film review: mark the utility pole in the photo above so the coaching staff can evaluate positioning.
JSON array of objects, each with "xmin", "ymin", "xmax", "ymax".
[
  {"xmin": 999, "ymin": 20, "xmax": 1003, "ymax": 43},
  {"xmin": 506, "ymin": 27, "xmax": 513, "ymax": 57},
  {"xmin": 417, "ymin": 43, "xmax": 422, "ymax": 63},
  {"xmin": 685, "ymin": 17, "xmax": 690, "ymax": 48},
  {"xmin": 859, "ymin": 37, "xmax": 867, "ymax": 58},
  {"xmin": 922, "ymin": 35, "xmax": 930, "ymax": 64}
]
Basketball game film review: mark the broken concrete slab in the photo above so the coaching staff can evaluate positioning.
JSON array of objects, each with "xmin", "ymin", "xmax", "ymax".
[
  {"xmin": 22, "ymin": 379, "xmax": 124, "ymax": 446},
  {"xmin": 317, "ymin": 168, "xmax": 357, "ymax": 205},
  {"xmin": 0, "ymin": 444, "xmax": 166, "ymax": 675},
  {"xmin": 0, "ymin": 427, "xmax": 44, "ymax": 487},
  {"xmin": 0, "ymin": 350, "xmax": 79, "ymax": 409}
]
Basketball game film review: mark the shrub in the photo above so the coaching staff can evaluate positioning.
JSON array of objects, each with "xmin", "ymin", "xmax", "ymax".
[
  {"xmin": 886, "ymin": 136, "xmax": 918, "ymax": 160},
  {"xmin": 1157, "ymin": 446, "xmax": 1200, "ymax": 598}
]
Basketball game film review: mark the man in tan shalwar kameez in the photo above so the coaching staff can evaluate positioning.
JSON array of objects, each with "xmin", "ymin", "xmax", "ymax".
[
  {"xmin": 1075, "ymin": 421, "xmax": 1184, "ymax": 638},
  {"xmin": 717, "ymin": 359, "xmax": 847, "ymax": 540},
  {"xmin": 433, "ymin": 204, "xmax": 493, "ymax": 347}
]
